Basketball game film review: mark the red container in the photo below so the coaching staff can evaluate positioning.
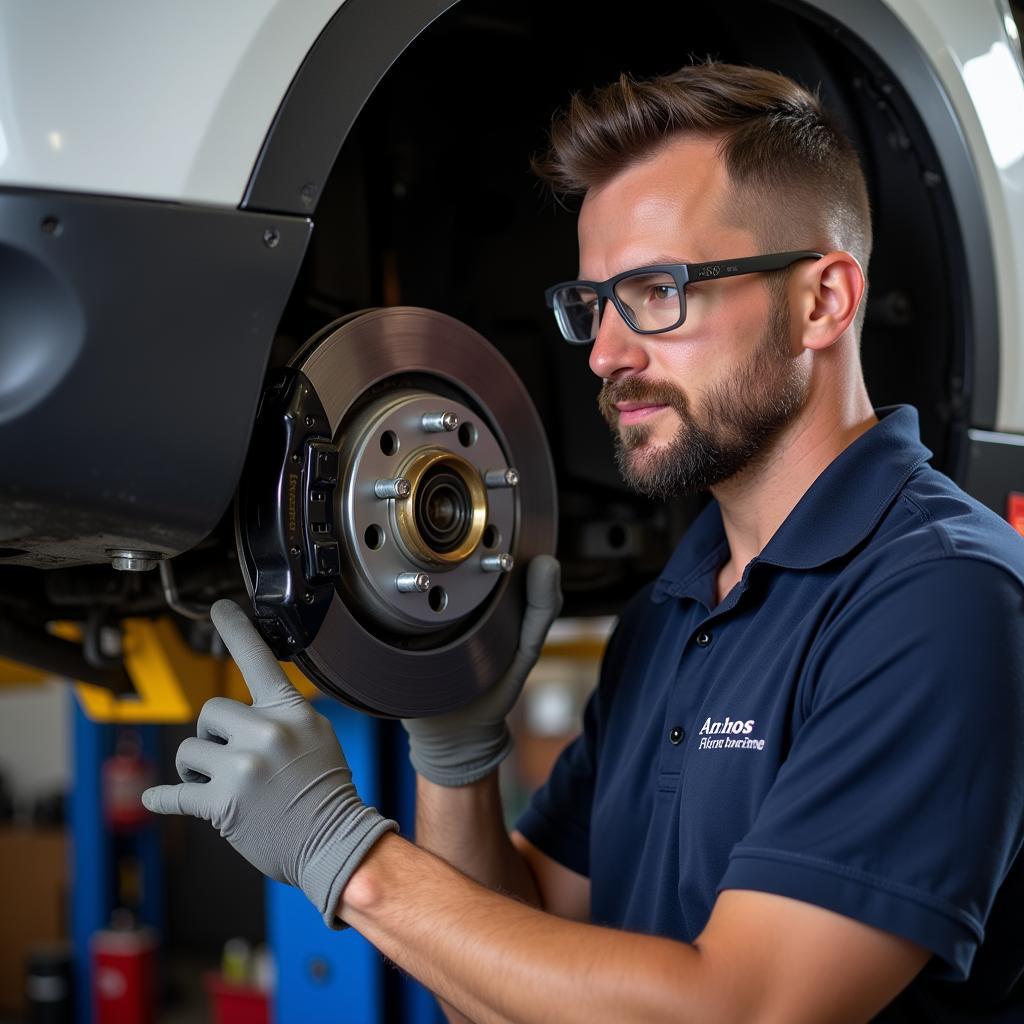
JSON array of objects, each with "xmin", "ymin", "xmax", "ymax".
[
  {"xmin": 91, "ymin": 927, "xmax": 157, "ymax": 1024},
  {"xmin": 205, "ymin": 973, "xmax": 270, "ymax": 1024}
]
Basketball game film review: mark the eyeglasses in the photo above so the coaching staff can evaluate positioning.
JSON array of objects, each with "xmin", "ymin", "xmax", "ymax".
[{"xmin": 544, "ymin": 250, "xmax": 823, "ymax": 344}]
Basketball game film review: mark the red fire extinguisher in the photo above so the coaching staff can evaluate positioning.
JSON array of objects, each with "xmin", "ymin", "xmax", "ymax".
[{"xmin": 101, "ymin": 731, "xmax": 154, "ymax": 832}]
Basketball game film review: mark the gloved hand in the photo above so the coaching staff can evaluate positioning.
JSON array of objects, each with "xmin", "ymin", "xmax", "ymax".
[
  {"xmin": 402, "ymin": 554, "xmax": 562, "ymax": 786},
  {"xmin": 141, "ymin": 599, "xmax": 397, "ymax": 929}
]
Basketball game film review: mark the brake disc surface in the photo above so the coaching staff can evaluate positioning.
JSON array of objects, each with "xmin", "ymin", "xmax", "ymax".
[{"xmin": 235, "ymin": 307, "xmax": 557, "ymax": 717}]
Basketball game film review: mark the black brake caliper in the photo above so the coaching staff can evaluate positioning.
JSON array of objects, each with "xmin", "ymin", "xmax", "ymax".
[{"xmin": 236, "ymin": 368, "xmax": 341, "ymax": 657}]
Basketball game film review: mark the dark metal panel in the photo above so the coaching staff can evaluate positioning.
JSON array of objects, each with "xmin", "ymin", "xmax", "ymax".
[
  {"xmin": 241, "ymin": 0, "xmax": 459, "ymax": 215},
  {"xmin": 0, "ymin": 188, "xmax": 311, "ymax": 566}
]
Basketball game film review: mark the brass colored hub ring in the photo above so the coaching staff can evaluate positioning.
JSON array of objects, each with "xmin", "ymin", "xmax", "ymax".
[{"xmin": 394, "ymin": 448, "xmax": 488, "ymax": 566}]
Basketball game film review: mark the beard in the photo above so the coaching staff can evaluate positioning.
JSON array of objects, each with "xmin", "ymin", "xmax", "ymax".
[{"xmin": 596, "ymin": 292, "xmax": 808, "ymax": 500}]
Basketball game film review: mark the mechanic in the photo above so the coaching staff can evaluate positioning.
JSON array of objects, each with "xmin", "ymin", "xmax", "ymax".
[{"xmin": 144, "ymin": 62, "xmax": 1024, "ymax": 1022}]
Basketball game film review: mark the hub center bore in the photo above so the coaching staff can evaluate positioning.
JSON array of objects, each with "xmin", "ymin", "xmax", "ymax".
[
  {"xmin": 395, "ymin": 448, "xmax": 488, "ymax": 566},
  {"xmin": 417, "ymin": 466, "xmax": 470, "ymax": 553}
]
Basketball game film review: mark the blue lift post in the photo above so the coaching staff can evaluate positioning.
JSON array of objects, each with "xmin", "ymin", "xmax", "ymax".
[
  {"xmin": 268, "ymin": 704, "xmax": 446, "ymax": 1024},
  {"xmin": 268, "ymin": 698, "xmax": 387, "ymax": 1023},
  {"xmin": 136, "ymin": 727, "xmax": 164, "ymax": 936},
  {"xmin": 69, "ymin": 695, "xmax": 162, "ymax": 1024},
  {"xmin": 71, "ymin": 694, "xmax": 444, "ymax": 1023},
  {"xmin": 70, "ymin": 693, "xmax": 113, "ymax": 1024}
]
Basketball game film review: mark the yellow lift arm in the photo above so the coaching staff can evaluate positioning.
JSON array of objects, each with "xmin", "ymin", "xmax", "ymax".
[{"xmin": 2, "ymin": 618, "xmax": 317, "ymax": 723}]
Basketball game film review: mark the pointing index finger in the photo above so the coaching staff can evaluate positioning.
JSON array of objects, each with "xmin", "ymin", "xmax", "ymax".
[{"xmin": 211, "ymin": 599, "xmax": 300, "ymax": 706}]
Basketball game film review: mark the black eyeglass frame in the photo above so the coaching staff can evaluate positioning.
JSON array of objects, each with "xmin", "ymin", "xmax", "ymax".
[{"xmin": 544, "ymin": 250, "xmax": 824, "ymax": 344}]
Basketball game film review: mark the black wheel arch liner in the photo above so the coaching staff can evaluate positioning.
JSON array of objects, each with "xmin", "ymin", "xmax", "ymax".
[
  {"xmin": 243, "ymin": 0, "xmax": 998, "ymax": 439},
  {"xmin": 781, "ymin": 0, "xmax": 1000, "ymax": 457},
  {"xmin": 241, "ymin": 0, "xmax": 459, "ymax": 216}
]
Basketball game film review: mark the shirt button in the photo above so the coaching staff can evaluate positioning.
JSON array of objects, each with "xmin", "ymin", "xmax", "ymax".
[
  {"xmin": 669, "ymin": 726, "xmax": 684, "ymax": 745},
  {"xmin": 695, "ymin": 630, "xmax": 712, "ymax": 647}
]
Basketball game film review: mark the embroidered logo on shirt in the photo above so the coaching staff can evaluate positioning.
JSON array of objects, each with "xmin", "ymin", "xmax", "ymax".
[{"xmin": 697, "ymin": 716, "xmax": 765, "ymax": 751}]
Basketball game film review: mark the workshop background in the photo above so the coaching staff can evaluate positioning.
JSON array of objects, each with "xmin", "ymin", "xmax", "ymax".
[{"xmin": 0, "ymin": 617, "xmax": 611, "ymax": 1024}]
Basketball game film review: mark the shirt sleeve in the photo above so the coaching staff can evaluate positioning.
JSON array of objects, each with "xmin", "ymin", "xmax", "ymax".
[
  {"xmin": 515, "ymin": 589, "xmax": 648, "ymax": 877},
  {"xmin": 718, "ymin": 556, "xmax": 1024, "ymax": 981}
]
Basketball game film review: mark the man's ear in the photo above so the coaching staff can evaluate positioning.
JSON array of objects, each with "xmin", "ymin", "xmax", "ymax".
[{"xmin": 797, "ymin": 251, "xmax": 865, "ymax": 352}]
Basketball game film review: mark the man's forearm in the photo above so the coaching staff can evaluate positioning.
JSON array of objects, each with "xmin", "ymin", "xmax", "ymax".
[
  {"xmin": 415, "ymin": 771, "xmax": 540, "ymax": 905},
  {"xmin": 340, "ymin": 832, "xmax": 705, "ymax": 1024},
  {"xmin": 339, "ymin": 834, "xmax": 924, "ymax": 1024},
  {"xmin": 415, "ymin": 772, "xmax": 541, "ymax": 1024}
]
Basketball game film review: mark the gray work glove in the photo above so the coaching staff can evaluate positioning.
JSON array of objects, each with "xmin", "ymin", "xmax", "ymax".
[
  {"xmin": 141, "ymin": 600, "xmax": 397, "ymax": 929},
  {"xmin": 402, "ymin": 554, "xmax": 562, "ymax": 786}
]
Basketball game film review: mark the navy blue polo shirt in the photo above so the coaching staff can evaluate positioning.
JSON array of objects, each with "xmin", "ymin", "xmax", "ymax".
[{"xmin": 517, "ymin": 405, "xmax": 1024, "ymax": 1021}]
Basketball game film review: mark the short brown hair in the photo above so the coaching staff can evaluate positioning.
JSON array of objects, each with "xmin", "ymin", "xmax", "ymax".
[{"xmin": 533, "ymin": 61, "xmax": 872, "ymax": 331}]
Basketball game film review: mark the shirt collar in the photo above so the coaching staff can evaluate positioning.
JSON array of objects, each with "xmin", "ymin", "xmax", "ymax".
[
  {"xmin": 651, "ymin": 405, "xmax": 932, "ymax": 603},
  {"xmin": 651, "ymin": 500, "xmax": 728, "ymax": 605}
]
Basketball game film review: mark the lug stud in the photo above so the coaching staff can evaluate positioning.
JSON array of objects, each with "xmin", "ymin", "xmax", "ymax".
[
  {"xmin": 374, "ymin": 477, "xmax": 412, "ymax": 499},
  {"xmin": 421, "ymin": 411, "xmax": 459, "ymax": 433},
  {"xmin": 481, "ymin": 553, "xmax": 514, "ymax": 573},
  {"xmin": 396, "ymin": 572, "xmax": 431, "ymax": 593},
  {"xmin": 484, "ymin": 468, "xmax": 519, "ymax": 489}
]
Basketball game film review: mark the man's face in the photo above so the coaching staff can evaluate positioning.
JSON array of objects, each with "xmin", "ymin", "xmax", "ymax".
[{"xmin": 579, "ymin": 136, "xmax": 810, "ymax": 499}]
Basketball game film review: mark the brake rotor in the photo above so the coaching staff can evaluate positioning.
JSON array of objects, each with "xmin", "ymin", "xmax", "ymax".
[{"xmin": 235, "ymin": 307, "xmax": 557, "ymax": 717}]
